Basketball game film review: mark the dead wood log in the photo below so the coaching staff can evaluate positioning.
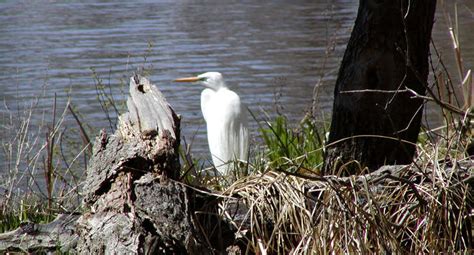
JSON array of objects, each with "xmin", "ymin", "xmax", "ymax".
[
  {"xmin": 0, "ymin": 75, "xmax": 240, "ymax": 254},
  {"xmin": 0, "ymin": 213, "xmax": 79, "ymax": 253},
  {"xmin": 76, "ymin": 75, "xmax": 218, "ymax": 254}
]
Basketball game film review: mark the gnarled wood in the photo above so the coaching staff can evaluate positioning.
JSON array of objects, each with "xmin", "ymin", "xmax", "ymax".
[
  {"xmin": 0, "ymin": 214, "xmax": 79, "ymax": 253},
  {"xmin": 75, "ymin": 75, "xmax": 210, "ymax": 254}
]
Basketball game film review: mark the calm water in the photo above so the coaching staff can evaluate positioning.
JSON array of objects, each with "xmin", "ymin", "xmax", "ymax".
[{"xmin": 0, "ymin": 0, "xmax": 473, "ymax": 162}]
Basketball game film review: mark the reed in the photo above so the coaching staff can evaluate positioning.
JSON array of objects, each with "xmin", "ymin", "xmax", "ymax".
[{"xmin": 0, "ymin": 91, "xmax": 87, "ymax": 232}]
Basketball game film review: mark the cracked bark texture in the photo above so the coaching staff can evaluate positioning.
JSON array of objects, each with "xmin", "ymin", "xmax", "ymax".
[
  {"xmin": 324, "ymin": 0, "xmax": 437, "ymax": 175},
  {"xmin": 76, "ymin": 75, "xmax": 213, "ymax": 254}
]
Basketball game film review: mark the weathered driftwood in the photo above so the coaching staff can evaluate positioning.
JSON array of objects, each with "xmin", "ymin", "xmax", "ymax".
[
  {"xmin": 75, "ymin": 75, "xmax": 214, "ymax": 254},
  {"xmin": 0, "ymin": 75, "xmax": 239, "ymax": 254},
  {"xmin": 0, "ymin": 213, "xmax": 79, "ymax": 253}
]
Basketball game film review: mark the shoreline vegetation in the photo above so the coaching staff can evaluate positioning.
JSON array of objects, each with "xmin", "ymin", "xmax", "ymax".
[{"xmin": 1, "ymin": 7, "xmax": 473, "ymax": 255}]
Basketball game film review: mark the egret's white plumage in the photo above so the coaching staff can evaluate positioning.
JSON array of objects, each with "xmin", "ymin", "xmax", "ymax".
[{"xmin": 175, "ymin": 72, "xmax": 249, "ymax": 175}]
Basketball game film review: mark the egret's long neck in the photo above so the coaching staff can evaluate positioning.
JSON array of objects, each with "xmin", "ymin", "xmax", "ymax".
[{"xmin": 208, "ymin": 80, "xmax": 227, "ymax": 91}]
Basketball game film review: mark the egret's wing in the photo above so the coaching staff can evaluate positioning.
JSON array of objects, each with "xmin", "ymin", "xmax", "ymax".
[
  {"xmin": 238, "ymin": 105, "xmax": 249, "ymax": 162},
  {"xmin": 205, "ymin": 89, "xmax": 249, "ymax": 174},
  {"xmin": 200, "ymin": 88, "xmax": 214, "ymax": 123}
]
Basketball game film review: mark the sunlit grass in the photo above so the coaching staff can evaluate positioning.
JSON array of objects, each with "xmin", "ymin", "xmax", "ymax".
[{"xmin": 260, "ymin": 114, "xmax": 326, "ymax": 174}]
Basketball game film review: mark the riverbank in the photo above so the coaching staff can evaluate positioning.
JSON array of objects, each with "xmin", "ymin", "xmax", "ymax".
[
  {"xmin": 0, "ymin": 2, "xmax": 473, "ymax": 252},
  {"xmin": 0, "ymin": 69, "xmax": 472, "ymax": 252}
]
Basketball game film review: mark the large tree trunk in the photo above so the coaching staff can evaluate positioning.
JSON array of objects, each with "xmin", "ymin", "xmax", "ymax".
[{"xmin": 323, "ymin": 0, "xmax": 436, "ymax": 175}]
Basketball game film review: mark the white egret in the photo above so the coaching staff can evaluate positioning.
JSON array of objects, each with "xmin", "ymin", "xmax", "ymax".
[{"xmin": 174, "ymin": 72, "xmax": 249, "ymax": 175}]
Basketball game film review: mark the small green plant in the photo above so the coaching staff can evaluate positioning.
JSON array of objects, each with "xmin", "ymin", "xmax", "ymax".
[
  {"xmin": 259, "ymin": 114, "xmax": 326, "ymax": 174},
  {"xmin": 0, "ymin": 195, "xmax": 54, "ymax": 233}
]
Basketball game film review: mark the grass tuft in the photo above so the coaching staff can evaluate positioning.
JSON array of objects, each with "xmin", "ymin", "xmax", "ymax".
[{"xmin": 259, "ymin": 114, "xmax": 327, "ymax": 175}]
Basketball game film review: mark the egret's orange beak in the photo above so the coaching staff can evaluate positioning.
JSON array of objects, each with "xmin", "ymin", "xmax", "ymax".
[{"xmin": 174, "ymin": 76, "xmax": 200, "ymax": 82}]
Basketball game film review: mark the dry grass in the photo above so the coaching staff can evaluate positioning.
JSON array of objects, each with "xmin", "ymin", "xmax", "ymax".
[
  {"xmin": 0, "ymin": 92, "xmax": 87, "ymax": 232},
  {"xmin": 220, "ymin": 152, "xmax": 472, "ymax": 253}
]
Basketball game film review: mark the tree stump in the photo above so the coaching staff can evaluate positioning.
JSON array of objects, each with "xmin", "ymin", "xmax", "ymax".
[{"xmin": 76, "ymin": 75, "xmax": 213, "ymax": 254}]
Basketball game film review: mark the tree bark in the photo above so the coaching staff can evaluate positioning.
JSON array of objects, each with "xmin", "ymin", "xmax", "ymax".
[
  {"xmin": 323, "ymin": 0, "xmax": 437, "ymax": 175},
  {"xmin": 75, "ymin": 75, "xmax": 234, "ymax": 254}
]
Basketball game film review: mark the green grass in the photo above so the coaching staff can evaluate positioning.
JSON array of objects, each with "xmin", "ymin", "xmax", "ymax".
[
  {"xmin": 0, "ymin": 195, "xmax": 55, "ymax": 233},
  {"xmin": 259, "ymin": 114, "xmax": 326, "ymax": 174}
]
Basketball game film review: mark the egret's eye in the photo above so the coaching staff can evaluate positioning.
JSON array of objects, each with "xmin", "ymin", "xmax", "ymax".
[{"xmin": 199, "ymin": 77, "xmax": 208, "ymax": 81}]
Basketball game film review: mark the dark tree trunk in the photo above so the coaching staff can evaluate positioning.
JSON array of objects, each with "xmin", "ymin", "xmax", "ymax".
[{"xmin": 323, "ymin": 0, "xmax": 437, "ymax": 175}]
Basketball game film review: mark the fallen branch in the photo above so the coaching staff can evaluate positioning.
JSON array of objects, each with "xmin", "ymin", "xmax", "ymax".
[{"xmin": 0, "ymin": 214, "xmax": 79, "ymax": 253}]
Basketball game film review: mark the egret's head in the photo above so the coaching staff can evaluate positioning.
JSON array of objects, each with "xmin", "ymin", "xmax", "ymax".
[{"xmin": 174, "ymin": 71, "xmax": 226, "ymax": 91}]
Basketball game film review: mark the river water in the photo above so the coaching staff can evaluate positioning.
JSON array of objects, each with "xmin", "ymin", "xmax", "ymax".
[{"xmin": 0, "ymin": 0, "xmax": 473, "ymax": 163}]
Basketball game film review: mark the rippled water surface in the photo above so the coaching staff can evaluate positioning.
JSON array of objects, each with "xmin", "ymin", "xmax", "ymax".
[{"xmin": 1, "ymin": 0, "xmax": 473, "ymax": 160}]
